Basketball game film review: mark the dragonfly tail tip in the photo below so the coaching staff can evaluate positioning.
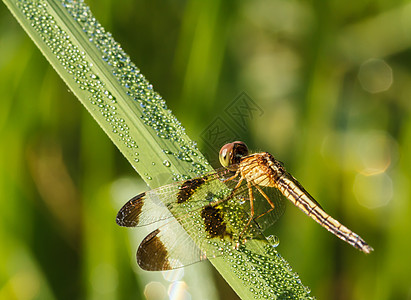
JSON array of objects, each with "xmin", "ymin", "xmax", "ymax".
[{"xmin": 362, "ymin": 245, "xmax": 374, "ymax": 254}]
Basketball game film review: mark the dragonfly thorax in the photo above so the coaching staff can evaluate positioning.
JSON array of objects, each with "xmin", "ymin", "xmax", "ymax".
[{"xmin": 239, "ymin": 152, "xmax": 285, "ymax": 187}]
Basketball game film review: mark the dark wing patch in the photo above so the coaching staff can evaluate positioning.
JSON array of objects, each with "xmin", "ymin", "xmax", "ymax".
[
  {"xmin": 116, "ymin": 193, "xmax": 145, "ymax": 227},
  {"xmin": 137, "ymin": 229, "xmax": 171, "ymax": 271},
  {"xmin": 201, "ymin": 205, "xmax": 230, "ymax": 238},
  {"xmin": 177, "ymin": 178, "xmax": 206, "ymax": 203},
  {"xmin": 137, "ymin": 222, "xmax": 208, "ymax": 271}
]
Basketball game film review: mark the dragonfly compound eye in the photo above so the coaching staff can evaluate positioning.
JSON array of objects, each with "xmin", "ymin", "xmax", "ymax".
[{"xmin": 219, "ymin": 141, "xmax": 249, "ymax": 169}]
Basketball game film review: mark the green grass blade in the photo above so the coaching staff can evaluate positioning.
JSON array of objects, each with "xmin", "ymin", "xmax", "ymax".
[{"xmin": 2, "ymin": 0, "xmax": 313, "ymax": 298}]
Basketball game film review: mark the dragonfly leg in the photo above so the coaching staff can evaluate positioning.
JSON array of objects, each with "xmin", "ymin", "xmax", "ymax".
[
  {"xmin": 252, "ymin": 184, "xmax": 275, "ymax": 221},
  {"xmin": 221, "ymin": 170, "xmax": 240, "ymax": 182},
  {"xmin": 211, "ymin": 176, "xmax": 244, "ymax": 207},
  {"xmin": 237, "ymin": 181, "xmax": 255, "ymax": 243}
]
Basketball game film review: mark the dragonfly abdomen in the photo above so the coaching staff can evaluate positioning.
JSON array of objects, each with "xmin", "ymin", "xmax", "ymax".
[{"xmin": 276, "ymin": 175, "xmax": 373, "ymax": 254}]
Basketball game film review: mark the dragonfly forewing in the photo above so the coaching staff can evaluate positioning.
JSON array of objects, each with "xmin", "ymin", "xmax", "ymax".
[{"xmin": 117, "ymin": 170, "xmax": 233, "ymax": 228}]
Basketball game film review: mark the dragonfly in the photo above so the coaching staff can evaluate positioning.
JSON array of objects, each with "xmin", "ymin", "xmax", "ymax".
[{"xmin": 117, "ymin": 141, "xmax": 373, "ymax": 271}]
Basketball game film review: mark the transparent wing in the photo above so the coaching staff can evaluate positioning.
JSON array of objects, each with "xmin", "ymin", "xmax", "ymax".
[
  {"xmin": 131, "ymin": 178, "xmax": 287, "ymax": 270},
  {"xmin": 116, "ymin": 167, "xmax": 235, "ymax": 227},
  {"xmin": 136, "ymin": 185, "xmax": 267, "ymax": 271},
  {"xmin": 136, "ymin": 222, "xmax": 207, "ymax": 271}
]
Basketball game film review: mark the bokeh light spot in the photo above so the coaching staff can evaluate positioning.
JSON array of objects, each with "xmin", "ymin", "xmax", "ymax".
[
  {"xmin": 358, "ymin": 58, "xmax": 393, "ymax": 93},
  {"xmin": 353, "ymin": 172, "xmax": 393, "ymax": 209},
  {"xmin": 144, "ymin": 281, "xmax": 167, "ymax": 300},
  {"xmin": 168, "ymin": 281, "xmax": 191, "ymax": 300},
  {"xmin": 354, "ymin": 130, "xmax": 397, "ymax": 175},
  {"xmin": 162, "ymin": 268, "xmax": 184, "ymax": 282}
]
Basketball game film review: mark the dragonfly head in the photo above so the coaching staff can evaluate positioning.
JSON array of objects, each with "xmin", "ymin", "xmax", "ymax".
[{"xmin": 219, "ymin": 141, "xmax": 249, "ymax": 171}]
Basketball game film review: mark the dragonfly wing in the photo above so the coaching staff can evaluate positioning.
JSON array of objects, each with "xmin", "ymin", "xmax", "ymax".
[
  {"xmin": 116, "ymin": 169, "xmax": 234, "ymax": 227},
  {"xmin": 136, "ymin": 183, "xmax": 267, "ymax": 270},
  {"xmin": 116, "ymin": 191, "xmax": 173, "ymax": 227},
  {"xmin": 119, "ymin": 166, "xmax": 287, "ymax": 270},
  {"xmin": 251, "ymin": 185, "xmax": 286, "ymax": 231},
  {"xmin": 137, "ymin": 221, "xmax": 206, "ymax": 271}
]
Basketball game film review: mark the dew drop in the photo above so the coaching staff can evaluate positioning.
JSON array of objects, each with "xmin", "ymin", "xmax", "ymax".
[{"xmin": 267, "ymin": 235, "xmax": 280, "ymax": 248}]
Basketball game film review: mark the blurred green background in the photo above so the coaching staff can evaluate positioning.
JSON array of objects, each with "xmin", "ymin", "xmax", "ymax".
[{"xmin": 1, "ymin": 0, "xmax": 411, "ymax": 299}]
